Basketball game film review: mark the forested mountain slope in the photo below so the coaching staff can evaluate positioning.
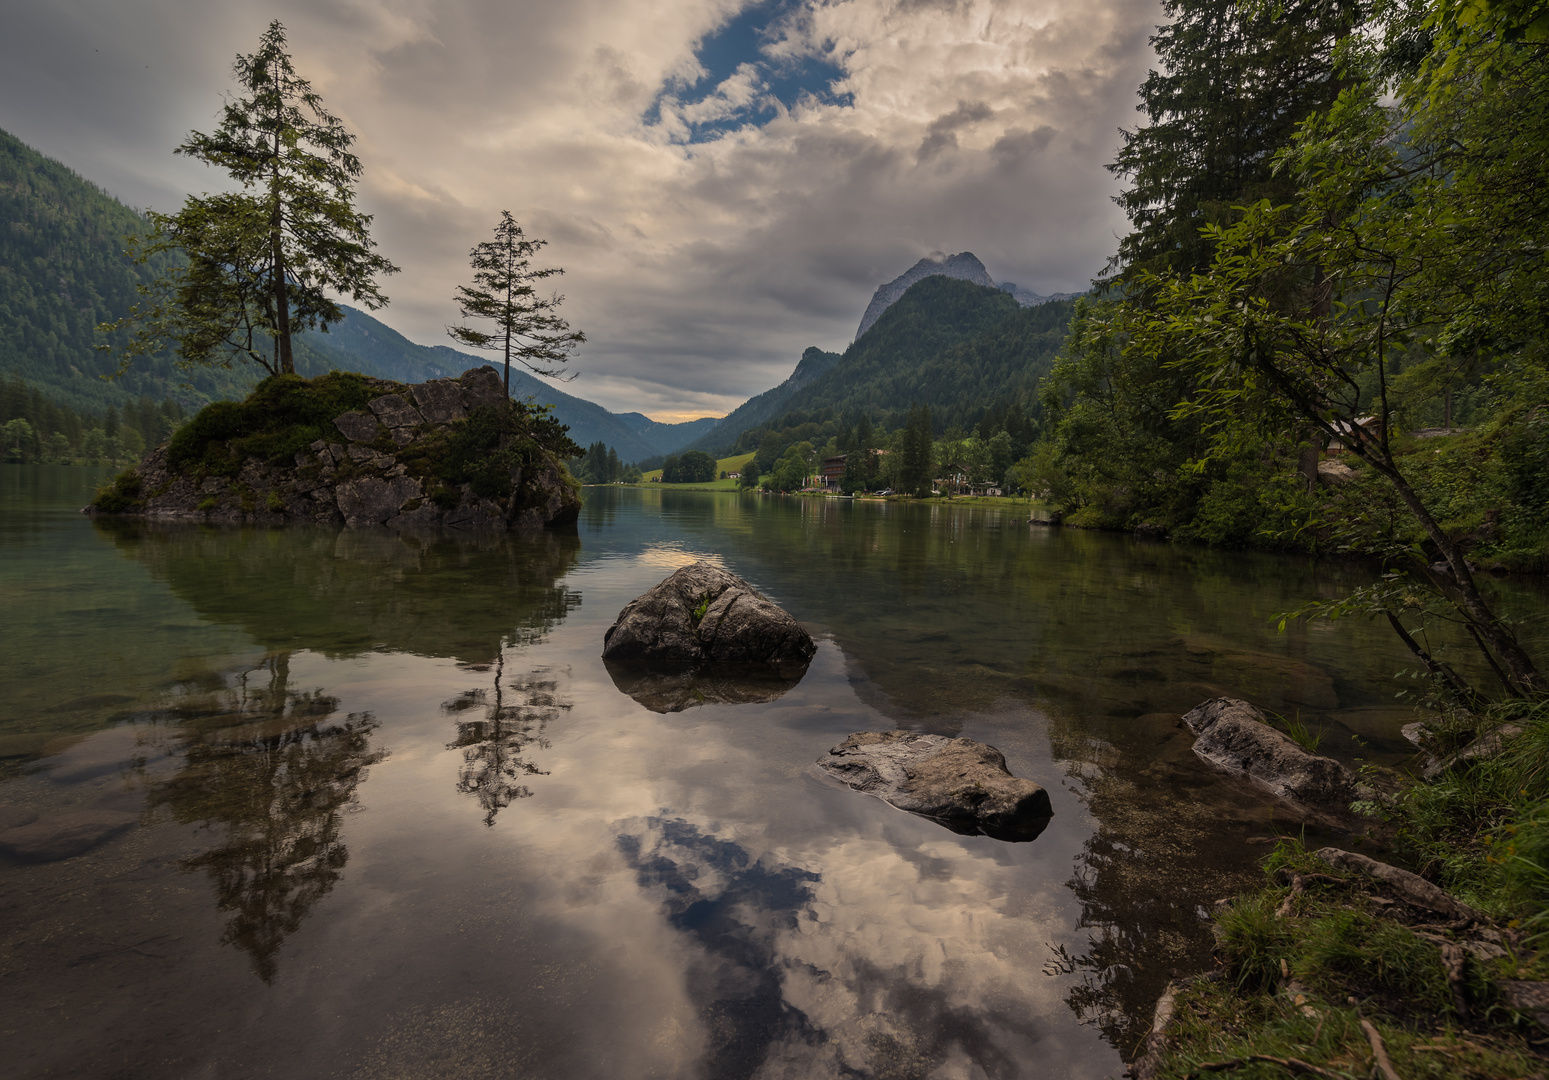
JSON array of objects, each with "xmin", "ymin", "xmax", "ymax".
[
  {"xmin": 702, "ymin": 277, "xmax": 1075, "ymax": 457},
  {"xmin": 683, "ymin": 346, "xmax": 840, "ymax": 454}
]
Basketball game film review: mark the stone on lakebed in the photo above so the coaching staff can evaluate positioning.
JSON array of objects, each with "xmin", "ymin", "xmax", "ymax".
[{"xmin": 818, "ymin": 730, "xmax": 1052, "ymax": 841}]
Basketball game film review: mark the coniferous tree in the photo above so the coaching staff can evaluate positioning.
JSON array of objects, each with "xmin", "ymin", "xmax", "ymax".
[
  {"xmin": 1107, "ymin": 0, "xmax": 1360, "ymax": 281},
  {"xmin": 449, "ymin": 212, "xmax": 585, "ymax": 396},
  {"xmin": 899, "ymin": 405, "xmax": 934, "ymax": 497},
  {"xmin": 101, "ymin": 21, "xmax": 397, "ymax": 377}
]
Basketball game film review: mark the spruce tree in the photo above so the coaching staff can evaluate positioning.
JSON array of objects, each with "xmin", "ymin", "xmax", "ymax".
[
  {"xmin": 101, "ymin": 20, "xmax": 397, "ymax": 377},
  {"xmin": 449, "ymin": 212, "xmax": 585, "ymax": 396},
  {"xmin": 1106, "ymin": 0, "xmax": 1360, "ymax": 281}
]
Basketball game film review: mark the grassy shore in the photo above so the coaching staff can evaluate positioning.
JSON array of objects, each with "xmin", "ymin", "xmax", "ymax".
[{"xmin": 1142, "ymin": 698, "xmax": 1549, "ymax": 1078}]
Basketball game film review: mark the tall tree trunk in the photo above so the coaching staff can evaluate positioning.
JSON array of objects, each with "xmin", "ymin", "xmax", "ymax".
[
  {"xmin": 273, "ymin": 219, "xmax": 293, "ymax": 376},
  {"xmin": 271, "ymin": 131, "xmax": 293, "ymax": 376},
  {"xmin": 1366, "ymin": 451, "xmax": 1543, "ymax": 693}
]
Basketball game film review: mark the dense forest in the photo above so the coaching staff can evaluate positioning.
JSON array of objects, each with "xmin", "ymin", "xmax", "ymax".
[{"xmin": 1025, "ymin": 0, "xmax": 1548, "ymax": 573}]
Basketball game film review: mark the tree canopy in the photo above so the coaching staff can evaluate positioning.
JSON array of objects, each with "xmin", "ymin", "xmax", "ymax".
[{"xmin": 100, "ymin": 20, "xmax": 396, "ymax": 378}]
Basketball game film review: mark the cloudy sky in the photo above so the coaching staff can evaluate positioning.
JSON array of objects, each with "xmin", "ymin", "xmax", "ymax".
[{"xmin": 1, "ymin": 0, "xmax": 1158, "ymax": 420}]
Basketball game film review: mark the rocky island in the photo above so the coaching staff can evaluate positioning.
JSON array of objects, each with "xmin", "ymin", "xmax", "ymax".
[{"xmin": 89, "ymin": 366, "xmax": 582, "ymax": 530}]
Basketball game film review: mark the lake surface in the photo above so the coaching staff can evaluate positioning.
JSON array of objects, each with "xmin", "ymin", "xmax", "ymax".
[{"xmin": 2, "ymin": 467, "xmax": 1543, "ymax": 1079}]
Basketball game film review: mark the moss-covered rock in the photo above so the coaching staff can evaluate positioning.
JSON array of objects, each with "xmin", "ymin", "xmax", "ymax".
[{"xmin": 89, "ymin": 366, "xmax": 582, "ymax": 531}]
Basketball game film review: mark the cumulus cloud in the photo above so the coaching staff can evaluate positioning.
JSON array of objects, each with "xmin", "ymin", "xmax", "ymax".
[{"xmin": 0, "ymin": 0, "xmax": 1158, "ymax": 419}]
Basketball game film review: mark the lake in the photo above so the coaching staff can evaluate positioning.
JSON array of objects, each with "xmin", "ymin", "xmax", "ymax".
[{"xmin": 2, "ymin": 468, "xmax": 1542, "ymax": 1079}]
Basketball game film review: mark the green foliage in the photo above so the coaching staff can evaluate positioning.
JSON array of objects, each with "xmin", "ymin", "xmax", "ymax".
[
  {"xmin": 574, "ymin": 441, "xmax": 624, "ymax": 485},
  {"xmin": 1106, "ymin": 0, "xmax": 1360, "ymax": 281},
  {"xmin": 897, "ymin": 404, "xmax": 934, "ymax": 497},
  {"xmin": 1384, "ymin": 697, "xmax": 1549, "ymax": 926},
  {"xmin": 660, "ymin": 450, "xmax": 716, "ymax": 484},
  {"xmin": 765, "ymin": 441, "xmax": 815, "ymax": 492},
  {"xmin": 723, "ymin": 281, "xmax": 1074, "ymax": 461},
  {"xmin": 403, "ymin": 402, "xmax": 582, "ymax": 500},
  {"xmin": 100, "ymin": 20, "xmax": 397, "ymax": 378},
  {"xmin": 91, "ymin": 469, "xmax": 144, "ymax": 513},
  {"xmin": 167, "ymin": 372, "xmax": 378, "ymax": 475}
]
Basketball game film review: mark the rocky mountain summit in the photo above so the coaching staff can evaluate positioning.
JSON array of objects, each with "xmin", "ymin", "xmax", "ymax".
[
  {"xmin": 855, "ymin": 252, "xmax": 996, "ymax": 339},
  {"xmin": 855, "ymin": 251, "xmax": 1080, "ymax": 340},
  {"xmin": 90, "ymin": 366, "xmax": 581, "ymax": 531}
]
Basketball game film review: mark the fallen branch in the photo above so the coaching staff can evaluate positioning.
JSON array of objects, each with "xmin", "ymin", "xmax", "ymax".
[
  {"xmin": 1183, "ymin": 1055, "xmax": 1344, "ymax": 1079},
  {"xmin": 1360, "ymin": 1019, "xmax": 1403, "ymax": 1080},
  {"xmin": 1314, "ymin": 848, "xmax": 1485, "ymax": 923}
]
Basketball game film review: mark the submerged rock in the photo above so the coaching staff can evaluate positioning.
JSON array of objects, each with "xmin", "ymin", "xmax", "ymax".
[
  {"xmin": 817, "ymin": 730, "xmax": 1052, "ymax": 841},
  {"xmin": 604, "ymin": 663, "xmax": 805, "ymax": 714},
  {"xmin": 602, "ymin": 561, "xmax": 815, "ymax": 670},
  {"xmin": 0, "ymin": 809, "xmax": 137, "ymax": 863},
  {"xmin": 1182, "ymin": 697, "xmax": 1357, "ymax": 806},
  {"xmin": 89, "ymin": 366, "xmax": 581, "ymax": 532}
]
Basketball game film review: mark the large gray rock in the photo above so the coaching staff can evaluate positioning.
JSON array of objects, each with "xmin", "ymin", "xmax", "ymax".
[
  {"xmin": 410, "ymin": 379, "xmax": 467, "ymax": 424},
  {"xmin": 1182, "ymin": 697, "xmax": 1357, "ymax": 806},
  {"xmin": 0, "ymin": 810, "xmax": 137, "ymax": 862},
  {"xmin": 818, "ymin": 730, "xmax": 1052, "ymax": 841},
  {"xmin": 367, "ymin": 393, "xmax": 424, "ymax": 429},
  {"xmin": 335, "ymin": 475, "xmax": 425, "ymax": 527},
  {"xmin": 92, "ymin": 366, "xmax": 581, "ymax": 531},
  {"xmin": 459, "ymin": 366, "xmax": 507, "ymax": 410},
  {"xmin": 334, "ymin": 410, "xmax": 383, "ymax": 443},
  {"xmin": 602, "ymin": 562, "xmax": 815, "ymax": 670}
]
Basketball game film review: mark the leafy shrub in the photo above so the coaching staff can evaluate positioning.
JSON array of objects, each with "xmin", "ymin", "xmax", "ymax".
[
  {"xmin": 92, "ymin": 469, "xmax": 143, "ymax": 513},
  {"xmin": 167, "ymin": 372, "xmax": 379, "ymax": 475}
]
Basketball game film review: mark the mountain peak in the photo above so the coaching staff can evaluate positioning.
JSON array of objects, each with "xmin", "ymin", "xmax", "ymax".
[{"xmin": 855, "ymin": 252, "xmax": 995, "ymax": 340}]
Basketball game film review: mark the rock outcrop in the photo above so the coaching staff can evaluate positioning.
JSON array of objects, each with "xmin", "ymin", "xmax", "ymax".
[
  {"xmin": 602, "ymin": 561, "xmax": 815, "ymax": 670},
  {"xmin": 91, "ymin": 366, "xmax": 581, "ymax": 531},
  {"xmin": 817, "ymin": 730, "xmax": 1052, "ymax": 841},
  {"xmin": 855, "ymin": 252, "xmax": 997, "ymax": 340},
  {"xmin": 1182, "ymin": 697, "xmax": 1358, "ymax": 807}
]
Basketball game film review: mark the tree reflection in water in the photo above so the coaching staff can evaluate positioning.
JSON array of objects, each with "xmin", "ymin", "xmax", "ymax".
[
  {"xmin": 101, "ymin": 523, "xmax": 584, "ymax": 979},
  {"xmin": 444, "ymin": 656, "xmax": 571, "ymax": 825},
  {"xmin": 150, "ymin": 652, "xmax": 386, "ymax": 983}
]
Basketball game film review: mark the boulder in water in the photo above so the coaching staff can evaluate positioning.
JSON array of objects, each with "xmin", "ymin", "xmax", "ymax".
[
  {"xmin": 604, "ymin": 664, "xmax": 805, "ymax": 714},
  {"xmin": 602, "ymin": 561, "xmax": 815, "ymax": 670},
  {"xmin": 1182, "ymin": 697, "xmax": 1357, "ymax": 806},
  {"xmin": 818, "ymin": 730, "xmax": 1052, "ymax": 841}
]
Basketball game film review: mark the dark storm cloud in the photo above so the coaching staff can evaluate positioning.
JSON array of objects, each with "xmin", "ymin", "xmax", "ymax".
[{"xmin": 0, "ymin": 0, "xmax": 1158, "ymax": 419}]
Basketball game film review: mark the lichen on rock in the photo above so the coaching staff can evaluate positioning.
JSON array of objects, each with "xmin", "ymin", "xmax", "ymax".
[{"xmin": 87, "ymin": 366, "xmax": 582, "ymax": 531}]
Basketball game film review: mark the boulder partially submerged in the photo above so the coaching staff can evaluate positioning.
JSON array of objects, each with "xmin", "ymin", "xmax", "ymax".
[
  {"xmin": 602, "ymin": 561, "xmax": 815, "ymax": 670},
  {"xmin": 89, "ymin": 366, "xmax": 581, "ymax": 531},
  {"xmin": 604, "ymin": 665, "xmax": 804, "ymax": 714},
  {"xmin": 1182, "ymin": 697, "xmax": 1357, "ymax": 807},
  {"xmin": 818, "ymin": 730, "xmax": 1052, "ymax": 841}
]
